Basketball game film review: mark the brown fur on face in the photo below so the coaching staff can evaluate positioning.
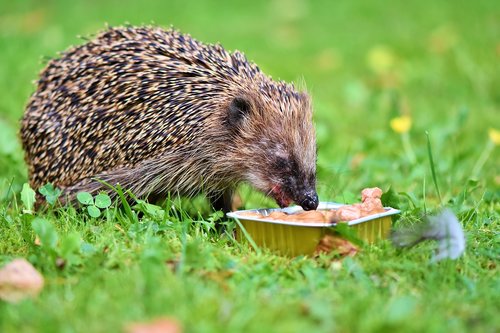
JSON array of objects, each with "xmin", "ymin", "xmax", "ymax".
[
  {"xmin": 20, "ymin": 26, "xmax": 317, "ymax": 211},
  {"xmin": 222, "ymin": 87, "xmax": 317, "ymax": 208}
]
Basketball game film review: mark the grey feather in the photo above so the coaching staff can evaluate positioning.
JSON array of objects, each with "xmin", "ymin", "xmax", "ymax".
[{"xmin": 391, "ymin": 209, "xmax": 466, "ymax": 262}]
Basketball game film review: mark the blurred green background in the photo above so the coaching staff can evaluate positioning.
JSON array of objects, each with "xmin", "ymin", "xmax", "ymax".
[
  {"xmin": 0, "ymin": 2, "xmax": 498, "ymax": 332},
  {"xmin": 0, "ymin": 0, "xmax": 498, "ymax": 205},
  {"xmin": 1, "ymin": 0, "xmax": 498, "ymax": 203}
]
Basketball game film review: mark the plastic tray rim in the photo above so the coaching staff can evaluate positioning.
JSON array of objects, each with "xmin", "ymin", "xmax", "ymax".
[{"xmin": 226, "ymin": 202, "xmax": 401, "ymax": 227}]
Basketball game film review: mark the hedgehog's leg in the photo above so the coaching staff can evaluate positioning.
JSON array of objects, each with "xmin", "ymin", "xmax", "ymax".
[{"xmin": 208, "ymin": 189, "xmax": 235, "ymax": 213}]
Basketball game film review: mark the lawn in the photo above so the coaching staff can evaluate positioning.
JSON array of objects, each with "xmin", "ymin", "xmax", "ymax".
[{"xmin": 0, "ymin": 0, "xmax": 499, "ymax": 332}]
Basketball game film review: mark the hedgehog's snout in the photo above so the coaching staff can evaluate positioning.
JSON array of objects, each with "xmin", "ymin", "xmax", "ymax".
[
  {"xmin": 297, "ymin": 190, "xmax": 319, "ymax": 211},
  {"xmin": 264, "ymin": 151, "xmax": 318, "ymax": 210},
  {"xmin": 274, "ymin": 179, "xmax": 318, "ymax": 211}
]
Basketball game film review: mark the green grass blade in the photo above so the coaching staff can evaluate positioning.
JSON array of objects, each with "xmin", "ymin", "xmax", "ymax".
[
  {"xmin": 426, "ymin": 131, "xmax": 443, "ymax": 206},
  {"xmin": 96, "ymin": 178, "xmax": 137, "ymax": 225},
  {"xmin": 233, "ymin": 218, "xmax": 261, "ymax": 255}
]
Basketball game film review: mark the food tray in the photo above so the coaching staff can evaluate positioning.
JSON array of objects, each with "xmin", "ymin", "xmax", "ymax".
[{"xmin": 227, "ymin": 202, "xmax": 400, "ymax": 256}]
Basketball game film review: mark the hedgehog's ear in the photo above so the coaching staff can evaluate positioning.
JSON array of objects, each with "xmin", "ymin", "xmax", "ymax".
[{"xmin": 227, "ymin": 97, "xmax": 252, "ymax": 127}]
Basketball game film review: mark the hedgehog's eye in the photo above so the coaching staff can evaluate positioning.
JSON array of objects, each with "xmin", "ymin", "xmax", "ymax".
[
  {"xmin": 227, "ymin": 97, "xmax": 251, "ymax": 127},
  {"xmin": 274, "ymin": 156, "xmax": 289, "ymax": 170}
]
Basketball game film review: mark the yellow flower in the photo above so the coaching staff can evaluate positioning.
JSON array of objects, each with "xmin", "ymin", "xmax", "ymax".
[
  {"xmin": 489, "ymin": 128, "xmax": 500, "ymax": 146},
  {"xmin": 367, "ymin": 45, "xmax": 395, "ymax": 74},
  {"xmin": 390, "ymin": 115, "xmax": 412, "ymax": 134}
]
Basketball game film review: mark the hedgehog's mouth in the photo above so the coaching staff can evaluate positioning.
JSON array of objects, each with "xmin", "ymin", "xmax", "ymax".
[
  {"xmin": 270, "ymin": 185, "xmax": 292, "ymax": 208},
  {"xmin": 269, "ymin": 184, "xmax": 319, "ymax": 211}
]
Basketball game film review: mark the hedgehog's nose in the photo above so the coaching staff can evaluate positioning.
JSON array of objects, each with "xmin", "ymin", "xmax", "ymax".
[{"xmin": 299, "ymin": 191, "xmax": 319, "ymax": 211}]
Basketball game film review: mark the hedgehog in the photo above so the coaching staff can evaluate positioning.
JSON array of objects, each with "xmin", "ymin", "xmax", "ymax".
[{"xmin": 20, "ymin": 26, "xmax": 318, "ymax": 212}]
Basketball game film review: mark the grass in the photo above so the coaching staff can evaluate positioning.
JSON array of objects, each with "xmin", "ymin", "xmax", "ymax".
[{"xmin": 0, "ymin": 0, "xmax": 499, "ymax": 332}]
